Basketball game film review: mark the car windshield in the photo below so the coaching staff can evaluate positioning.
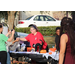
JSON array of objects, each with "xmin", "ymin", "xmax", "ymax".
[{"xmin": 25, "ymin": 16, "xmax": 33, "ymax": 20}]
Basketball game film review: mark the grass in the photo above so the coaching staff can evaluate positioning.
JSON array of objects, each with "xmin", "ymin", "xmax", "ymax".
[{"xmin": 44, "ymin": 36, "xmax": 55, "ymax": 48}]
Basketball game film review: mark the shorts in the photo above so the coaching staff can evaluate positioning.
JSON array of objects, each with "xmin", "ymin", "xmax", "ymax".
[{"xmin": 0, "ymin": 51, "xmax": 7, "ymax": 64}]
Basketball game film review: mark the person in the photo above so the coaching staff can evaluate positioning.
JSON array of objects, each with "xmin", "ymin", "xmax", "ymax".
[
  {"xmin": 16, "ymin": 24, "xmax": 48, "ymax": 52},
  {"xmin": 55, "ymin": 27, "xmax": 60, "ymax": 49},
  {"xmin": 58, "ymin": 17, "xmax": 75, "ymax": 64},
  {"xmin": 0, "ymin": 23, "xmax": 15, "ymax": 64}
]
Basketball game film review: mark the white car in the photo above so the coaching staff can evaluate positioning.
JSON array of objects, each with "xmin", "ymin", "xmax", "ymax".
[{"xmin": 16, "ymin": 15, "xmax": 61, "ymax": 28}]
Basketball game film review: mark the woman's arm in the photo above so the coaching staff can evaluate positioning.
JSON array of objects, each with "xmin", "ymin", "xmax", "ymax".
[
  {"xmin": 59, "ymin": 34, "xmax": 68, "ymax": 64},
  {"xmin": 16, "ymin": 34, "xmax": 30, "ymax": 42},
  {"xmin": 7, "ymin": 30, "xmax": 15, "ymax": 42},
  {"xmin": 20, "ymin": 38, "xmax": 27, "ymax": 41},
  {"xmin": 16, "ymin": 37, "xmax": 27, "ymax": 41},
  {"xmin": 7, "ymin": 34, "xmax": 14, "ymax": 42},
  {"xmin": 6, "ymin": 31, "xmax": 11, "ymax": 37}
]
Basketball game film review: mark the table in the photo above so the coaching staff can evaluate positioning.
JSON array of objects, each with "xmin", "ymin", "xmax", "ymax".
[{"xmin": 9, "ymin": 51, "xmax": 59, "ymax": 64}]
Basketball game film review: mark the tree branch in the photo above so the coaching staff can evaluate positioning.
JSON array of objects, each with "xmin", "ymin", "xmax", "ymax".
[{"xmin": 14, "ymin": 11, "xmax": 16, "ymax": 14}]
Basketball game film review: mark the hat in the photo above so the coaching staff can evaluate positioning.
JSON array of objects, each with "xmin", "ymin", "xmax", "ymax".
[{"xmin": 29, "ymin": 24, "xmax": 38, "ymax": 31}]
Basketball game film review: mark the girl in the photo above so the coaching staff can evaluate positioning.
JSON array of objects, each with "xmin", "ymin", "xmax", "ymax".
[
  {"xmin": 58, "ymin": 17, "xmax": 75, "ymax": 64},
  {"xmin": 0, "ymin": 23, "xmax": 15, "ymax": 64}
]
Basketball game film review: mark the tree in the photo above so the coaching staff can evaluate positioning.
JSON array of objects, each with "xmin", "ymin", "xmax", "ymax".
[
  {"xmin": 71, "ymin": 11, "xmax": 75, "ymax": 23},
  {"xmin": 40, "ymin": 11, "xmax": 50, "ymax": 15},
  {"xmin": 0, "ymin": 11, "xmax": 17, "ymax": 30},
  {"xmin": 65, "ymin": 11, "xmax": 75, "ymax": 23},
  {"xmin": 7, "ymin": 11, "xmax": 17, "ymax": 30}
]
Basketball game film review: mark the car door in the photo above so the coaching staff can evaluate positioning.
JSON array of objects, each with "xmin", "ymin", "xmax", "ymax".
[
  {"xmin": 33, "ymin": 15, "xmax": 46, "ymax": 26},
  {"xmin": 44, "ymin": 16, "xmax": 59, "ymax": 26}
]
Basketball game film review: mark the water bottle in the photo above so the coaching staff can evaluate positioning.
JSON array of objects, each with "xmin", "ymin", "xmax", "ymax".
[{"xmin": 52, "ymin": 46, "xmax": 54, "ymax": 48}]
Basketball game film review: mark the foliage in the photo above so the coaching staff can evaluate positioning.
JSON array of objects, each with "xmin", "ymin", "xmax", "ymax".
[
  {"xmin": 0, "ymin": 11, "xmax": 17, "ymax": 20},
  {"xmin": 40, "ymin": 11, "xmax": 50, "ymax": 15},
  {"xmin": 15, "ymin": 26, "xmax": 60, "ymax": 36},
  {"xmin": 0, "ymin": 11, "xmax": 8, "ymax": 20}
]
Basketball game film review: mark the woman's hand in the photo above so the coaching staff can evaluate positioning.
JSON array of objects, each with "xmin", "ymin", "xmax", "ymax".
[
  {"xmin": 12, "ymin": 29, "xmax": 15, "ymax": 35},
  {"xmin": 16, "ymin": 38, "xmax": 20, "ymax": 41},
  {"xmin": 7, "ymin": 31, "xmax": 11, "ymax": 35},
  {"xmin": 7, "ymin": 30, "xmax": 15, "ymax": 42},
  {"xmin": 16, "ymin": 37, "xmax": 27, "ymax": 41}
]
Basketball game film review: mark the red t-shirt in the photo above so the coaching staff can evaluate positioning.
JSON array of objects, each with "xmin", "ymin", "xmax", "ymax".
[{"xmin": 25, "ymin": 32, "xmax": 47, "ymax": 51}]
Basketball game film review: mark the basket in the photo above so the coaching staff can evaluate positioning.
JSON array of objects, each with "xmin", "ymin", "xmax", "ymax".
[
  {"xmin": 49, "ymin": 48, "xmax": 56, "ymax": 52},
  {"xmin": 40, "ymin": 50, "xmax": 47, "ymax": 53},
  {"xmin": 49, "ymin": 52, "xmax": 52, "ymax": 55},
  {"xmin": 27, "ymin": 47, "xmax": 33, "ymax": 52}
]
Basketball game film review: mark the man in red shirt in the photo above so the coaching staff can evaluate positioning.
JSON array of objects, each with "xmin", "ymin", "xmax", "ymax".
[{"xmin": 16, "ymin": 24, "xmax": 48, "ymax": 52}]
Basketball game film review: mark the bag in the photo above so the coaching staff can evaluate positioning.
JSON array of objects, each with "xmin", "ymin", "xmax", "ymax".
[{"xmin": 9, "ymin": 41, "xmax": 20, "ymax": 51}]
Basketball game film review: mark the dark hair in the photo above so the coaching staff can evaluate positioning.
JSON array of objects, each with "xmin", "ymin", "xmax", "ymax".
[
  {"xmin": 56, "ymin": 27, "xmax": 60, "ymax": 31},
  {"xmin": 29, "ymin": 24, "xmax": 38, "ymax": 32},
  {"xmin": 0, "ymin": 23, "xmax": 3, "ymax": 34},
  {"xmin": 0, "ymin": 23, "xmax": 3, "ymax": 28},
  {"xmin": 57, "ymin": 17, "xmax": 75, "ymax": 56}
]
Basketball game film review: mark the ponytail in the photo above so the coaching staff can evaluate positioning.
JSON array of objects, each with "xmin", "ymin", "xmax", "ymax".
[{"xmin": 57, "ymin": 17, "xmax": 75, "ymax": 57}]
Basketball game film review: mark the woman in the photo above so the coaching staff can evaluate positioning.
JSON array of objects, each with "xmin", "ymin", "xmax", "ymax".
[
  {"xmin": 0, "ymin": 23, "xmax": 15, "ymax": 64},
  {"xmin": 58, "ymin": 17, "xmax": 75, "ymax": 64},
  {"xmin": 55, "ymin": 27, "xmax": 60, "ymax": 49},
  {"xmin": 16, "ymin": 24, "xmax": 48, "ymax": 52}
]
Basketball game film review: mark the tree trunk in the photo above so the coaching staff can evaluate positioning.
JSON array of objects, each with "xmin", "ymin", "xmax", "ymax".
[
  {"xmin": 66, "ymin": 11, "xmax": 68, "ymax": 17},
  {"xmin": 7, "ymin": 11, "xmax": 16, "ymax": 40},
  {"xmin": 72, "ymin": 11, "xmax": 75, "ymax": 23},
  {"xmin": 8, "ymin": 11, "xmax": 16, "ymax": 30},
  {"xmin": 72, "ymin": 14, "xmax": 75, "ymax": 23}
]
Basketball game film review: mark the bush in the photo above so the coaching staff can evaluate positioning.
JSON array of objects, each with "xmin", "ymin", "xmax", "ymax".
[{"xmin": 15, "ymin": 26, "xmax": 60, "ymax": 36}]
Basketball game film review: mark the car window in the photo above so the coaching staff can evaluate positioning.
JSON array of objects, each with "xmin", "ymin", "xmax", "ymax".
[
  {"xmin": 44, "ymin": 16, "xmax": 56, "ymax": 21},
  {"xmin": 34, "ymin": 15, "xmax": 44, "ymax": 21},
  {"xmin": 34, "ymin": 16, "xmax": 39, "ymax": 21},
  {"xmin": 25, "ymin": 16, "xmax": 33, "ymax": 20},
  {"xmin": 39, "ymin": 16, "xmax": 44, "ymax": 21}
]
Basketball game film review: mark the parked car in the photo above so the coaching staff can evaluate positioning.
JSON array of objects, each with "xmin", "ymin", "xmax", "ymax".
[
  {"xmin": 16, "ymin": 15, "xmax": 61, "ymax": 28},
  {"xmin": 17, "ymin": 32, "xmax": 28, "ymax": 38}
]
